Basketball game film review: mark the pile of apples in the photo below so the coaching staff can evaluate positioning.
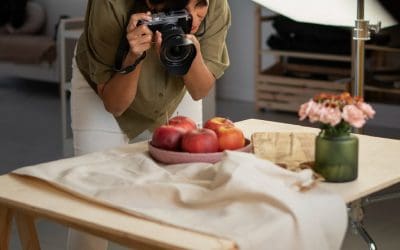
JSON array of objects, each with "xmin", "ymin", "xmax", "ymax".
[{"xmin": 151, "ymin": 116, "xmax": 246, "ymax": 153}]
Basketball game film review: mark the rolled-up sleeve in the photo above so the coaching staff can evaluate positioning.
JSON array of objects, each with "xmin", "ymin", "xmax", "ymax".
[
  {"xmin": 199, "ymin": 0, "xmax": 231, "ymax": 79},
  {"xmin": 85, "ymin": 0, "xmax": 125, "ymax": 85}
]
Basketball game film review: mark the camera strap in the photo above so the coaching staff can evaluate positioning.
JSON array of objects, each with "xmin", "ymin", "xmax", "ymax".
[
  {"xmin": 113, "ymin": 33, "xmax": 147, "ymax": 74},
  {"xmin": 113, "ymin": 6, "xmax": 147, "ymax": 74},
  {"xmin": 113, "ymin": 33, "xmax": 129, "ymax": 72}
]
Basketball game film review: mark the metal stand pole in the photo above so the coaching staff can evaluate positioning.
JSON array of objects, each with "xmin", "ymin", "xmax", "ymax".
[
  {"xmin": 352, "ymin": 0, "xmax": 380, "ymax": 134},
  {"xmin": 350, "ymin": 3, "xmax": 389, "ymax": 250},
  {"xmin": 352, "ymin": 0, "xmax": 380, "ymax": 98},
  {"xmin": 353, "ymin": 0, "xmax": 367, "ymax": 97}
]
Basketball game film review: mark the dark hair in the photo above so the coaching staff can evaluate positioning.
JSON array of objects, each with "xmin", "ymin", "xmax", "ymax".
[
  {"xmin": 146, "ymin": 0, "xmax": 190, "ymax": 12},
  {"xmin": 195, "ymin": 0, "xmax": 208, "ymax": 7}
]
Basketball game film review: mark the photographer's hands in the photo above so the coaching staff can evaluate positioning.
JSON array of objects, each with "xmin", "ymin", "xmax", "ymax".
[
  {"xmin": 185, "ymin": 34, "xmax": 201, "ymax": 53},
  {"xmin": 99, "ymin": 9, "xmax": 212, "ymax": 116},
  {"xmin": 98, "ymin": 12, "xmax": 155, "ymax": 116},
  {"xmin": 126, "ymin": 12, "xmax": 153, "ymax": 60}
]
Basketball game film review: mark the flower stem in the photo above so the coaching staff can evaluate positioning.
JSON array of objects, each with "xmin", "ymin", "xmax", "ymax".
[{"xmin": 320, "ymin": 121, "xmax": 351, "ymax": 137}]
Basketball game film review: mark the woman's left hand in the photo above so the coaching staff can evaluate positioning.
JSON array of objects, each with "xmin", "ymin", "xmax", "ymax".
[{"xmin": 185, "ymin": 34, "xmax": 201, "ymax": 55}]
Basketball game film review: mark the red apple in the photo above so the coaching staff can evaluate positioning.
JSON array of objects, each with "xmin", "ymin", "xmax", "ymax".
[
  {"xmin": 204, "ymin": 117, "xmax": 234, "ymax": 133},
  {"xmin": 216, "ymin": 125, "xmax": 245, "ymax": 151},
  {"xmin": 168, "ymin": 116, "xmax": 197, "ymax": 134},
  {"xmin": 151, "ymin": 125, "xmax": 185, "ymax": 151},
  {"xmin": 181, "ymin": 128, "xmax": 219, "ymax": 153}
]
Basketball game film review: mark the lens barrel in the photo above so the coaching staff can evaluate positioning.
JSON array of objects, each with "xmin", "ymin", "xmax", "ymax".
[{"xmin": 160, "ymin": 25, "xmax": 197, "ymax": 75}]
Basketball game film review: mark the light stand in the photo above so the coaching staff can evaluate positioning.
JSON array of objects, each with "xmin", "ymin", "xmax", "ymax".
[
  {"xmin": 251, "ymin": 1, "xmax": 398, "ymax": 249},
  {"xmin": 348, "ymin": 3, "xmax": 400, "ymax": 250},
  {"xmin": 349, "ymin": 1, "xmax": 379, "ymax": 249},
  {"xmin": 352, "ymin": 0, "xmax": 380, "ymax": 98}
]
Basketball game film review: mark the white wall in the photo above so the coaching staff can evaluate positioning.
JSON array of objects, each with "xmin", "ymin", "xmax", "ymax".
[
  {"xmin": 217, "ymin": 0, "xmax": 275, "ymax": 102},
  {"xmin": 35, "ymin": 0, "xmax": 88, "ymax": 36}
]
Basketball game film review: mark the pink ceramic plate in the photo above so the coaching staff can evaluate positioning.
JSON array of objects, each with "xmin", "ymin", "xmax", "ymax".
[{"xmin": 148, "ymin": 139, "xmax": 253, "ymax": 164}]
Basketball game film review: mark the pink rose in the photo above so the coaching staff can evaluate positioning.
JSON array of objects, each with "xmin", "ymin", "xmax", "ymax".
[
  {"xmin": 357, "ymin": 102, "xmax": 376, "ymax": 119},
  {"xmin": 342, "ymin": 105, "xmax": 366, "ymax": 128},
  {"xmin": 320, "ymin": 107, "xmax": 342, "ymax": 126},
  {"xmin": 308, "ymin": 103, "xmax": 323, "ymax": 123},
  {"xmin": 298, "ymin": 99, "xmax": 315, "ymax": 120}
]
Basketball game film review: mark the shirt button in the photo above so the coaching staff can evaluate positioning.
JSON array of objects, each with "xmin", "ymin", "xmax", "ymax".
[
  {"xmin": 158, "ymin": 93, "xmax": 164, "ymax": 97},
  {"xmin": 154, "ymin": 110, "xmax": 159, "ymax": 114}
]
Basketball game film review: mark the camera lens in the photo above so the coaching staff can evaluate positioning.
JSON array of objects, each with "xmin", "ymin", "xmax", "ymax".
[
  {"xmin": 165, "ymin": 39, "xmax": 191, "ymax": 62},
  {"xmin": 161, "ymin": 34, "xmax": 196, "ymax": 75},
  {"xmin": 136, "ymin": 9, "xmax": 195, "ymax": 75},
  {"xmin": 168, "ymin": 46, "xmax": 186, "ymax": 59}
]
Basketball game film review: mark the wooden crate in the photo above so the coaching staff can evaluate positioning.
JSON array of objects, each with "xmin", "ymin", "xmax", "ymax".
[{"xmin": 256, "ymin": 63, "xmax": 350, "ymax": 112}]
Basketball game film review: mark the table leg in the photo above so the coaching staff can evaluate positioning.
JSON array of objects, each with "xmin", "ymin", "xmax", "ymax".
[
  {"xmin": 0, "ymin": 207, "xmax": 13, "ymax": 250},
  {"xmin": 15, "ymin": 212, "xmax": 40, "ymax": 250},
  {"xmin": 348, "ymin": 199, "xmax": 377, "ymax": 250}
]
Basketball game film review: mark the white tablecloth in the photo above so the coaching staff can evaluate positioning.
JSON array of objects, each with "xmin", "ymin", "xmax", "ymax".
[{"xmin": 14, "ymin": 144, "xmax": 347, "ymax": 250}]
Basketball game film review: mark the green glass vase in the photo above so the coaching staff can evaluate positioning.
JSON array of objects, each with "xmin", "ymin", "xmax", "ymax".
[{"xmin": 314, "ymin": 131, "xmax": 358, "ymax": 182}]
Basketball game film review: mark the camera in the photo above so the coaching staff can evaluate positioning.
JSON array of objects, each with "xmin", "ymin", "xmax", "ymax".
[{"xmin": 138, "ymin": 9, "xmax": 196, "ymax": 75}]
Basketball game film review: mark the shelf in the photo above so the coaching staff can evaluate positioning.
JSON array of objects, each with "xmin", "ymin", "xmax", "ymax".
[
  {"xmin": 254, "ymin": 5, "xmax": 400, "ymax": 112},
  {"xmin": 59, "ymin": 18, "xmax": 84, "ymax": 157},
  {"xmin": 365, "ymin": 44, "xmax": 400, "ymax": 53},
  {"xmin": 260, "ymin": 49, "xmax": 351, "ymax": 62},
  {"xmin": 283, "ymin": 63, "xmax": 351, "ymax": 76},
  {"xmin": 255, "ymin": 63, "xmax": 348, "ymax": 112},
  {"xmin": 63, "ymin": 29, "xmax": 83, "ymax": 39},
  {"xmin": 365, "ymin": 85, "xmax": 400, "ymax": 95}
]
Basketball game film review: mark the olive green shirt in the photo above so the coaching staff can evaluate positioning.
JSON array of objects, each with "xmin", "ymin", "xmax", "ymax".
[{"xmin": 75, "ymin": 0, "xmax": 231, "ymax": 139}]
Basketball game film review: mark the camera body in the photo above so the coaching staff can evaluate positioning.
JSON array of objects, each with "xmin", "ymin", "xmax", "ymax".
[
  {"xmin": 139, "ymin": 9, "xmax": 192, "ymax": 34},
  {"xmin": 138, "ymin": 9, "xmax": 196, "ymax": 75}
]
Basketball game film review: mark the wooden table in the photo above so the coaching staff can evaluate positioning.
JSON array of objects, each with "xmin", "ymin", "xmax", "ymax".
[{"xmin": 1, "ymin": 119, "xmax": 400, "ymax": 250}]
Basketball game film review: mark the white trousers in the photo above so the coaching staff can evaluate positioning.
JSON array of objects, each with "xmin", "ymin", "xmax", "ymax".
[{"xmin": 67, "ymin": 56, "xmax": 202, "ymax": 250}]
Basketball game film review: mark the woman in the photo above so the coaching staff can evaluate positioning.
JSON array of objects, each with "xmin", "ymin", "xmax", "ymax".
[{"xmin": 68, "ymin": 0, "xmax": 230, "ymax": 249}]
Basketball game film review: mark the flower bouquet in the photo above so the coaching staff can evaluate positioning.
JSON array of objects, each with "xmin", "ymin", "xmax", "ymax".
[{"xmin": 298, "ymin": 92, "xmax": 375, "ymax": 182}]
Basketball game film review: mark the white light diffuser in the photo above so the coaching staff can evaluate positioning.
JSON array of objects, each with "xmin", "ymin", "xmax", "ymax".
[{"xmin": 251, "ymin": 0, "xmax": 397, "ymax": 28}]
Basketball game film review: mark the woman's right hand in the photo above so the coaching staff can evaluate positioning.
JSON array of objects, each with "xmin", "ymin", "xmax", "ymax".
[{"xmin": 126, "ymin": 12, "xmax": 153, "ymax": 58}]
